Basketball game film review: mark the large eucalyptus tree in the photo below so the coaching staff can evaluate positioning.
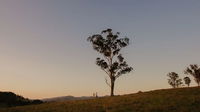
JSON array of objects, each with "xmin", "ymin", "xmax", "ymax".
[{"xmin": 87, "ymin": 29, "xmax": 133, "ymax": 96}]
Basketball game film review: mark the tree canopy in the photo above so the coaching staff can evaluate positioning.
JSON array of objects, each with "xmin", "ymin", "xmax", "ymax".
[
  {"xmin": 184, "ymin": 64, "xmax": 200, "ymax": 86},
  {"xmin": 183, "ymin": 77, "xmax": 191, "ymax": 87},
  {"xmin": 167, "ymin": 72, "xmax": 182, "ymax": 88},
  {"xmin": 87, "ymin": 28, "xmax": 133, "ymax": 96}
]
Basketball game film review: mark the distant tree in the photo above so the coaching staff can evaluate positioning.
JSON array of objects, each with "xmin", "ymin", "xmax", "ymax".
[
  {"xmin": 87, "ymin": 29, "xmax": 133, "ymax": 96},
  {"xmin": 167, "ymin": 72, "xmax": 182, "ymax": 88},
  {"xmin": 183, "ymin": 77, "xmax": 191, "ymax": 87},
  {"xmin": 184, "ymin": 64, "xmax": 200, "ymax": 86}
]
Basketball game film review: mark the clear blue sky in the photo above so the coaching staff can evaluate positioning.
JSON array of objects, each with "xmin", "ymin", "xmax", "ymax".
[{"xmin": 0, "ymin": 0, "xmax": 200, "ymax": 99}]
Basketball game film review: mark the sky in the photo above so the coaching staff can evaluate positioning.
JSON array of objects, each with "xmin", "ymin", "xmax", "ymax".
[{"xmin": 0, "ymin": 0, "xmax": 200, "ymax": 99}]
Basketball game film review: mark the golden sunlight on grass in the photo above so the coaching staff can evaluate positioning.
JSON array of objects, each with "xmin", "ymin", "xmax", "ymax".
[{"xmin": 1, "ymin": 87, "xmax": 200, "ymax": 112}]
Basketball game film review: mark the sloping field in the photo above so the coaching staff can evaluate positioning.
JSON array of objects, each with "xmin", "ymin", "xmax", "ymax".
[{"xmin": 1, "ymin": 87, "xmax": 200, "ymax": 112}]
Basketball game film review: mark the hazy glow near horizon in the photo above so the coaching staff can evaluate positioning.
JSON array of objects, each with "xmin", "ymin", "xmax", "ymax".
[{"xmin": 0, "ymin": 0, "xmax": 200, "ymax": 99}]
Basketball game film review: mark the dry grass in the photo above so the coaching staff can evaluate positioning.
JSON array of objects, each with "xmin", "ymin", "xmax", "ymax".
[{"xmin": 1, "ymin": 87, "xmax": 200, "ymax": 112}]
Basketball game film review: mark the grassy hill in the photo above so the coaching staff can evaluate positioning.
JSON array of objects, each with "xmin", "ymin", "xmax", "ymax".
[
  {"xmin": 0, "ymin": 92, "xmax": 43, "ymax": 108},
  {"xmin": 1, "ymin": 87, "xmax": 200, "ymax": 112}
]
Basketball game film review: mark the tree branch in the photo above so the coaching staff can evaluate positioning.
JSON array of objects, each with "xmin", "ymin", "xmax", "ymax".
[
  {"xmin": 105, "ymin": 77, "xmax": 111, "ymax": 87},
  {"xmin": 101, "ymin": 68, "xmax": 110, "ymax": 77}
]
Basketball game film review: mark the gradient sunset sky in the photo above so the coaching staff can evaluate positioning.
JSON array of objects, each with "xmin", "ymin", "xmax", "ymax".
[{"xmin": 0, "ymin": 0, "xmax": 200, "ymax": 99}]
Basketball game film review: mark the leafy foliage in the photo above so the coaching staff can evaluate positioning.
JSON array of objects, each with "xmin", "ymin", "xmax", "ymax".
[
  {"xmin": 87, "ymin": 29, "xmax": 133, "ymax": 96},
  {"xmin": 167, "ymin": 72, "xmax": 182, "ymax": 88},
  {"xmin": 183, "ymin": 77, "xmax": 191, "ymax": 87},
  {"xmin": 184, "ymin": 64, "xmax": 200, "ymax": 86}
]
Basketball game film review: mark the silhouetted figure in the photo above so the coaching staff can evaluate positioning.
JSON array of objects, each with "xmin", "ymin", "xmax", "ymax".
[{"xmin": 95, "ymin": 92, "xmax": 98, "ymax": 98}]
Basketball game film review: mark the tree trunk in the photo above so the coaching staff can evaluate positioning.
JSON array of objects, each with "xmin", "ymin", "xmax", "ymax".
[{"xmin": 110, "ymin": 78, "xmax": 115, "ymax": 96}]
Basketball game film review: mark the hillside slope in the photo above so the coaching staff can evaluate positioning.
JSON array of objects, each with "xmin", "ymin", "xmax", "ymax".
[
  {"xmin": 42, "ymin": 96, "xmax": 93, "ymax": 102},
  {"xmin": 1, "ymin": 87, "xmax": 200, "ymax": 112},
  {"xmin": 0, "ymin": 92, "xmax": 43, "ymax": 108}
]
